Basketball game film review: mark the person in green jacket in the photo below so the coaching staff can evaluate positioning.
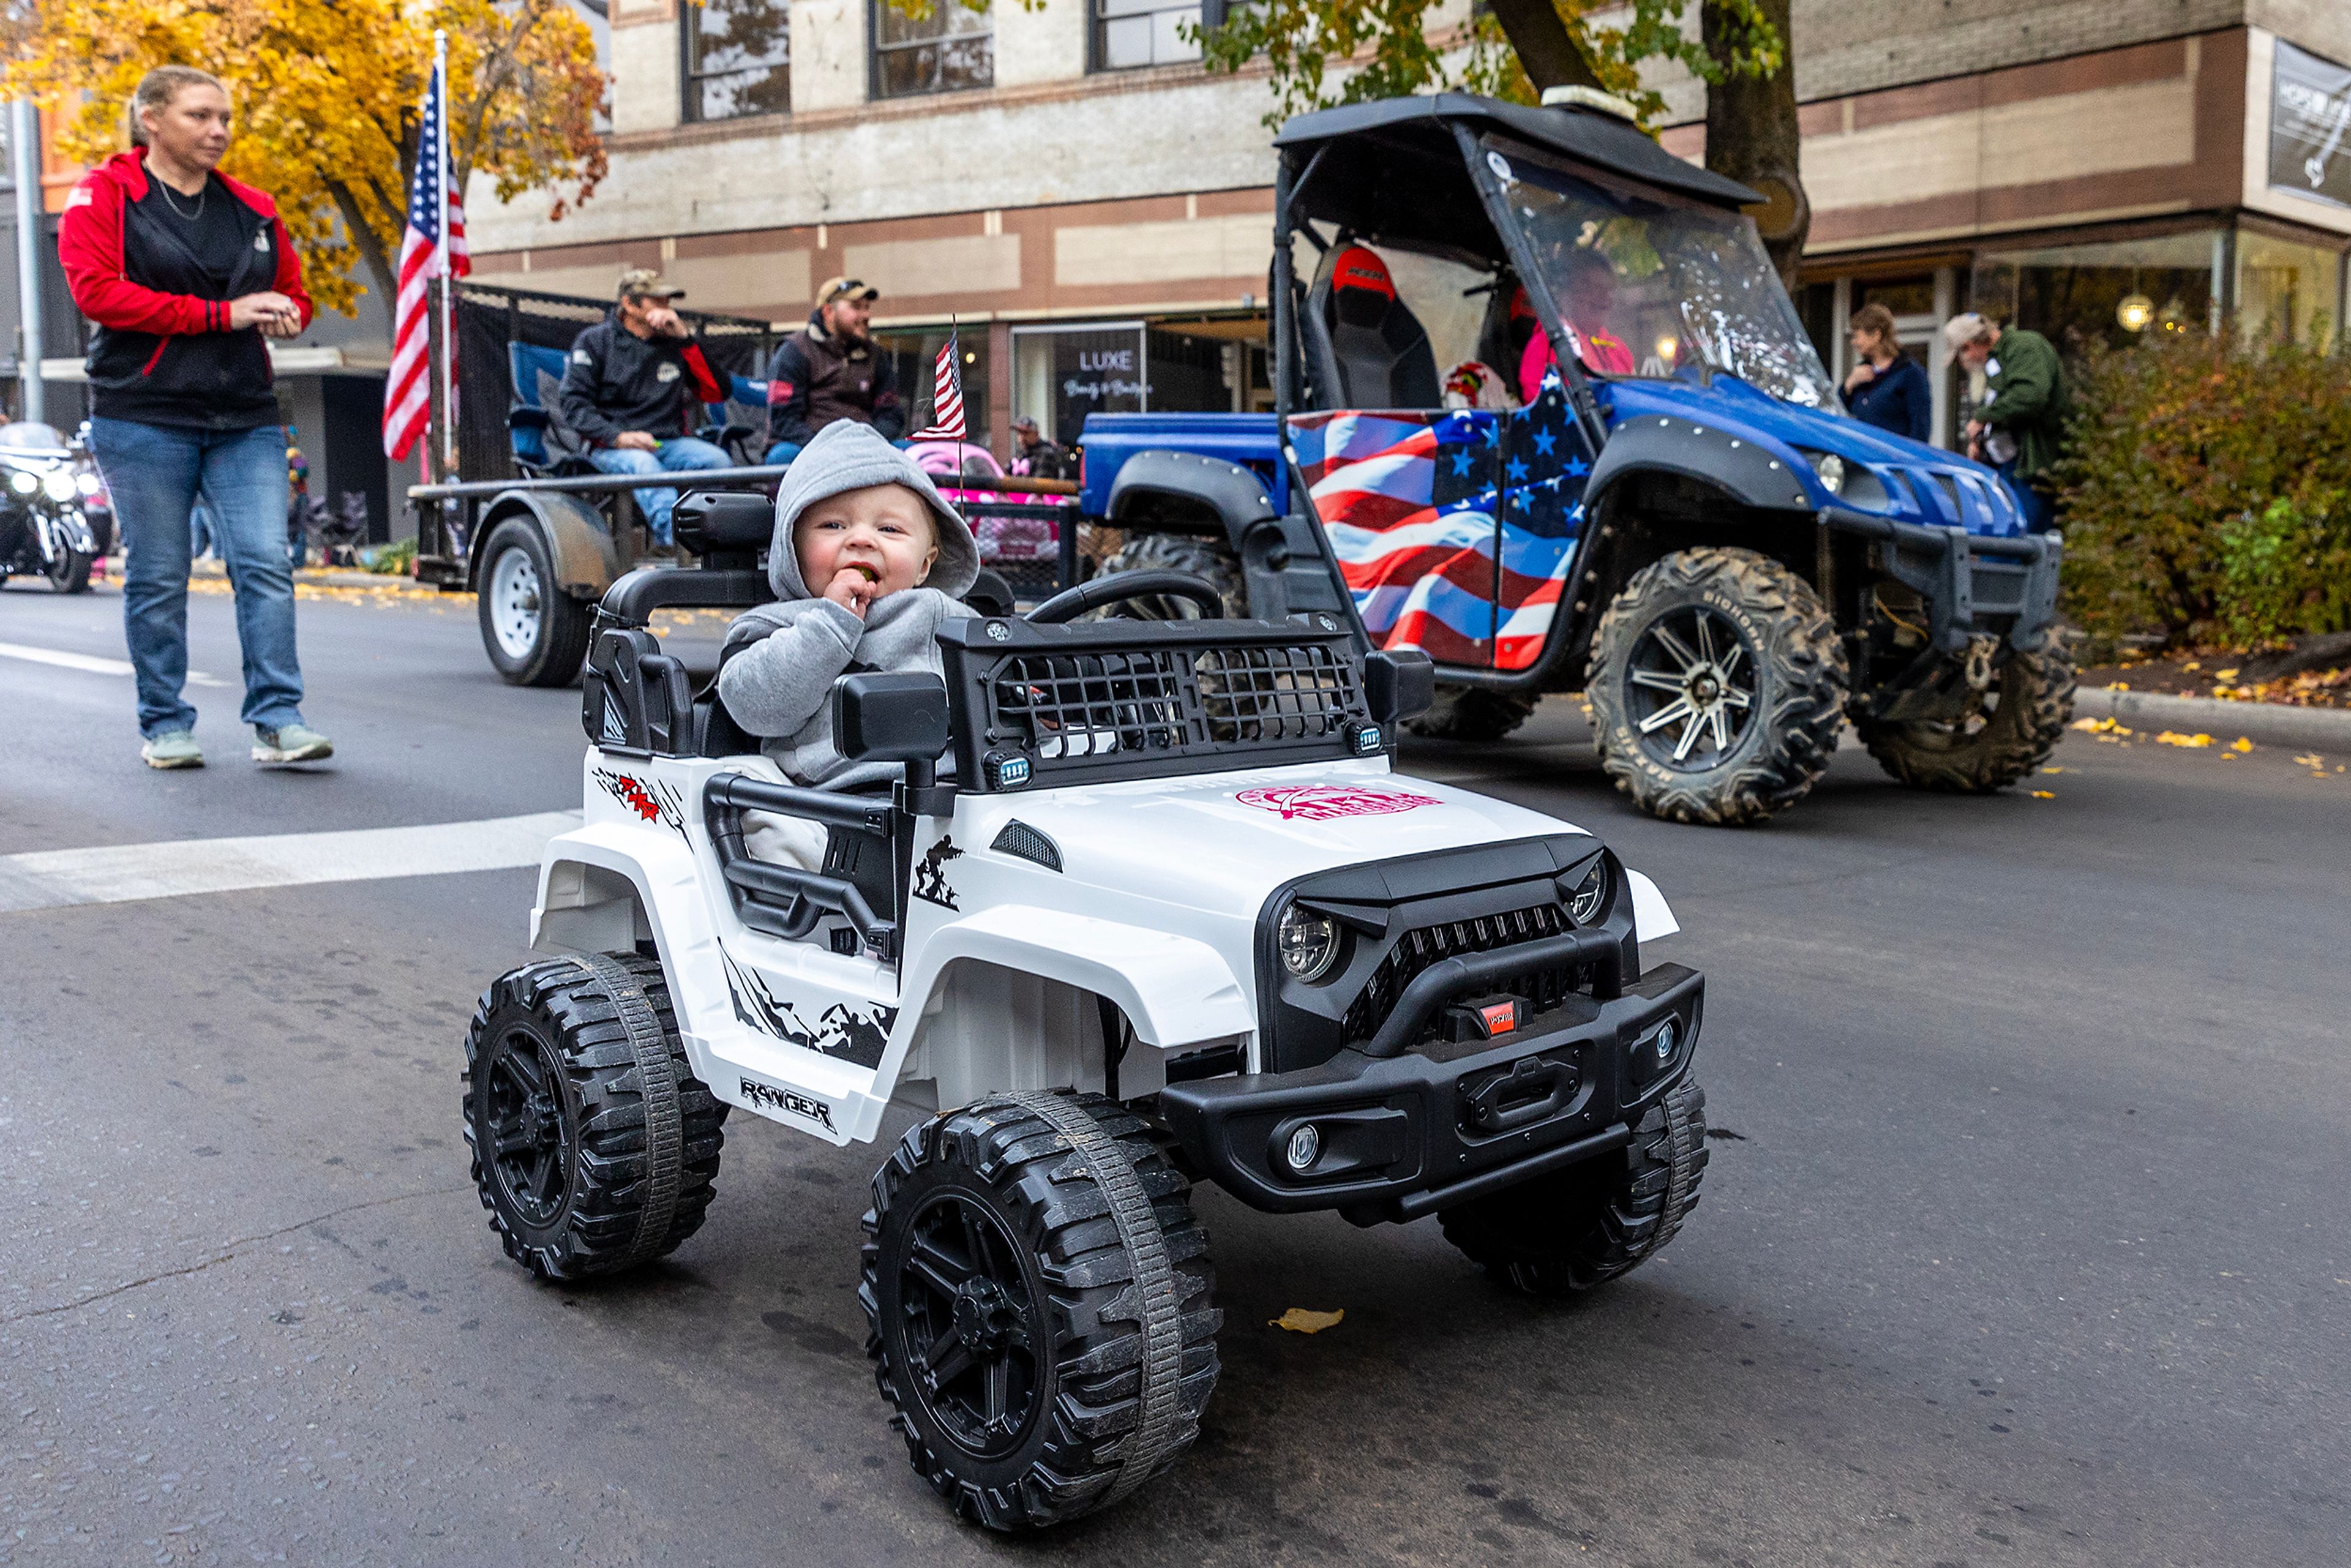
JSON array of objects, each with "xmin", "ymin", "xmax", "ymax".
[{"xmin": 1944, "ymin": 312, "xmax": 2066, "ymax": 533}]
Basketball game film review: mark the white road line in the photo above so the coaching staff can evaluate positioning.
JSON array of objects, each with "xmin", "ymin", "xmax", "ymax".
[
  {"xmin": 0, "ymin": 640, "xmax": 230, "ymax": 687},
  {"xmin": 0, "ymin": 811, "xmax": 581, "ymax": 913}
]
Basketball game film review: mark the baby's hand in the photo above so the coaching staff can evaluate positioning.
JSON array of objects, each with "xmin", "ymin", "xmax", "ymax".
[{"xmin": 823, "ymin": 563, "xmax": 880, "ymax": 617}]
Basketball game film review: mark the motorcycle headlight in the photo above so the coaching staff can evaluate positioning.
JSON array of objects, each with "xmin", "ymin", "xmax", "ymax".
[
  {"xmin": 75, "ymin": 471, "xmax": 100, "ymax": 497},
  {"xmin": 42, "ymin": 469, "xmax": 76, "ymax": 503},
  {"xmin": 1276, "ymin": 902, "xmax": 1340, "ymax": 983},
  {"xmin": 1567, "ymin": 858, "xmax": 1610, "ymax": 925},
  {"xmin": 8, "ymin": 469, "xmax": 36, "ymax": 495}
]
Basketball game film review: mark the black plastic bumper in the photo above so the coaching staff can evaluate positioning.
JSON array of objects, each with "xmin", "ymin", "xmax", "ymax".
[
  {"xmin": 1818, "ymin": 504, "xmax": 2061, "ymax": 653},
  {"xmin": 1160, "ymin": 962, "xmax": 1702, "ymax": 1226}
]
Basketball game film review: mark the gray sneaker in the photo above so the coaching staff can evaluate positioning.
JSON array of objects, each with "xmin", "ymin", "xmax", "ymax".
[
  {"xmin": 253, "ymin": 722, "xmax": 334, "ymax": 764},
  {"xmin": 141, "ymin": 729, "xmax": 204, "ymax": 770}
]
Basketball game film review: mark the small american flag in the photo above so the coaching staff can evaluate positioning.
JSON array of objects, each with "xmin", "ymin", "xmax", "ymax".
[
  {"xmin": 907, "ymin": 332, "xmax": 967, "ymax": 441},
  {"xmin": 383, "ymin": 56, "xmax": 470, "ymax": 463}
]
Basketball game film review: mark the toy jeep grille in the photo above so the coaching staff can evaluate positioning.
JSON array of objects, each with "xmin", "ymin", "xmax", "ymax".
[
  {"xmin": 939, "ymin": 617, "xmax": 1376, "ymax": 789},
  {"xmin": 1341, "ymin": 902, "xmax": 1586, "ymax": 1045}
]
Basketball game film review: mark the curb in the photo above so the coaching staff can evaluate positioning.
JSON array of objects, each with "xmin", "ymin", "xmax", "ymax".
[
  {"xmin": 2073, "ymin": 686, "xmax": 2350, "ymax": 752},
  {"xmin": 184, "ymin": 558, "xmax": 440, "ymax": 595}
]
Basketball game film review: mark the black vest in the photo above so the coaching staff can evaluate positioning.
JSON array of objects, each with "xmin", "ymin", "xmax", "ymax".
[{"xmin": 88, "ymin": 178, "xmax": 282, "ymax": 430}]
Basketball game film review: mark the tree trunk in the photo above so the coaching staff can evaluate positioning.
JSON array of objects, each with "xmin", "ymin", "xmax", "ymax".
[
  {"xmin": 1485, "ymin": 0, "xmax": 1605, "ymax": 94},
  {"xmin": 1702, "ymin": 0, "xmax": 1809, "ymax": 290},
  {"xmin": 327, "ymin": 182, "xmax": 402, "ymax": 317}
]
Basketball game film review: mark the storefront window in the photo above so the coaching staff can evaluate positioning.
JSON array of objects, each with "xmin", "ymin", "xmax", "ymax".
[
  {"xmin": 682, "ymin": 0, "xmax": 791, "ymax": 123},
  {"xmin": 1013, "ymin": 323, "xmax": 1144, "ymax": 447},
  {"xmin": 872, "ymin": 327, "xmax": 989, "ymax": 447},
  {"xmin": 1971, "ymin": 230, "xmax": 2221, "ymax": 352},
  {"xmin": 2237, "ymin": 229, "xmax": 2343, "ymax": 351},
  {"xmin": 871, "ymin": 0, "xmax": 992, "ymax": 98}
]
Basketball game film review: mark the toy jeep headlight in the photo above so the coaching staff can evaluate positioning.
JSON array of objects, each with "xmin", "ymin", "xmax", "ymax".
[
  {"xmin": 1567, "ymin": 858, "xmax": 1609, "ymax": 925},
  {"xmin": 1276, "ymin": 901, "xmax": 1340, "ymax": 982}
]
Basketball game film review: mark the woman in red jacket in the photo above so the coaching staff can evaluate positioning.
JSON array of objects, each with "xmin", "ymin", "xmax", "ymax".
[{"xmin": 61, "ymin": 65, "xmax": 332, "ymax": 770}]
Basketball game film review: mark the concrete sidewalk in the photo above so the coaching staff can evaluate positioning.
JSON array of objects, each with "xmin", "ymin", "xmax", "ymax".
[
  {"xmin": 2074, "ymin": 685, "xmax": 2349, "ymax": 751},
  {"xmin": 178, "ymin": 555, "xmax": 443, "ymax": 595}
]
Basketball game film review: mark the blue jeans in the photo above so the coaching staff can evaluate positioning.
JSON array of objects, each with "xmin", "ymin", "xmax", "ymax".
[
  {"xmin": 587, "ymin": 437, "xmax": 731, "ymax": 545},
  {"xmin": 90, "ymin": 418, "xmax": 302, "ymax": 740},
  {"xmin": 1997, "ymin": 460, "xmax": 2057, "ymax": 534}
]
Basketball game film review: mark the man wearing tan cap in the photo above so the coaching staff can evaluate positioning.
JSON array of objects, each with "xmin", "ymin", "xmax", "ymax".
[
  {"xmin": 761, "ymin": 275, "xmax": 905, "ymax": 468},
  {"xmin": 557, "ymin": 267, "xmax": 731, "ymax": 549}
]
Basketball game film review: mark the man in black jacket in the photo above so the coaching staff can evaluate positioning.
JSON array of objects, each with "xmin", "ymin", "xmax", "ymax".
[
  {"xmin": 761, "ymin": 277, "xmax": 905, "ymax": 467},
  {"xmin": 559, "ymin": 268, "xmax": 730, "ymax": 547}
]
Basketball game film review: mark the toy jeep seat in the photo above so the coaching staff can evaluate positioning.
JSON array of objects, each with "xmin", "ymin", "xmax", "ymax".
[{"xmin": 1305, "ymin": 243, "xmax": 1441, "ymax": 408}]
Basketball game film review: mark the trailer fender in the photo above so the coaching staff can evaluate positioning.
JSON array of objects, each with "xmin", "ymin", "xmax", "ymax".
[
  {"xmin": 474, "ymin": 489, "xmax": 618, "ymax": 600},
  {"xmin": 1584, "ymin": 412, "xmax": 1818, "ymax": 519}
]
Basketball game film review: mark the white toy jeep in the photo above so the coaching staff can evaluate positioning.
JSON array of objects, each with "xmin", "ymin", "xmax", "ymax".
[{"xmin": 461, "ymin": 490, "xmax": 1711, "ymax": 1531}]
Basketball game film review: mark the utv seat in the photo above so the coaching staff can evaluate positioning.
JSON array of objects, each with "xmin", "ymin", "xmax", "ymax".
[{"xmin": 1303, "ymin": 244, "xmax": 1441, "ymax": 409}]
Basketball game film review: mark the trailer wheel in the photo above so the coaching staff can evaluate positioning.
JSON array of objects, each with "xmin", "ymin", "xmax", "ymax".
[
  {"xmin": 1404, "ymin": 687, "xmax": 1538, "ymax": 743},
  {"xmin": 1440, "ymin": 1076, "xmax": 1708, "ymax": 1296},
  {"xmin": 1856, "ymin": 625, "xmax": 2077, "ymax": 793},
  {"xmin": 863, "ymin": 1091, "xmax": 1220, "ymax": 1531},
  {"xmin": 1587, "ymin": 547, "xmax": 1846, "ymax": 826},
  {"xmin": 462, "ymin": 952, "xmax": 727, "ymax": 1281},
  {"xmin": 1096, "ymin": 533, "xmax": 1247, "ymax": 619},
  {"xmin": 478, "ymin": 520, "xmax": 592, "ymax": 686}
]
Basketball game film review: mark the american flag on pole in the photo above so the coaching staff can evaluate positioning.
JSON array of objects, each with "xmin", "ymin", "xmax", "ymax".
[
  {"xmin": 383, "ymin": 56, "xmax": 470, "ymax": 462},
  {"xmin": 906, "ymin": 331, "xmax": 967, "ymax": 441}
]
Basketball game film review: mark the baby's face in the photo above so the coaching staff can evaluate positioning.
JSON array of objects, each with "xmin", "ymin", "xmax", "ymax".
[{"xmin": 795, "ymin": 483, "xmax": 938, "ymax": 601}]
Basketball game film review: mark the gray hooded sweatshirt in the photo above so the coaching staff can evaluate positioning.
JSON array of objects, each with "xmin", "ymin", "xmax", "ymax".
[{"xmin": 716, "ymin": 421, "xmax": 978, "ymax": 790}]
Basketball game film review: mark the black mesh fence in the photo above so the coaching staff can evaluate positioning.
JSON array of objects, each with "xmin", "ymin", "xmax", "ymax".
[{"xmin": 452, "ymin": 282, "xmax": 777, "ymax": 482}]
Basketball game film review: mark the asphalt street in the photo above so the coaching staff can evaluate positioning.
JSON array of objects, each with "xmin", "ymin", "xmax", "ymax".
[{"xmin": 2, "ymin": 577, "xmax": 2346, "ymax": 1567}]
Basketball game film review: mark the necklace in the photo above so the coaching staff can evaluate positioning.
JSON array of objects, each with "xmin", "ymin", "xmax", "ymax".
[{"xmin": 156, "ymin": 176, "xmax": 206, "ymax": 220}]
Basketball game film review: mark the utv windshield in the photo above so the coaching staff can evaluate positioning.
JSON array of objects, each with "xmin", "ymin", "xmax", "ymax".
[{"xmin": 1483, "ymin": 139, "xmax": 1835, "ymax": 410}]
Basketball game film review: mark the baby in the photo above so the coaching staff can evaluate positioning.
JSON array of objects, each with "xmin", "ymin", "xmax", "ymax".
[{"xmin": 716, "ymin": 420, "xmax": 977, "ymax": 865}]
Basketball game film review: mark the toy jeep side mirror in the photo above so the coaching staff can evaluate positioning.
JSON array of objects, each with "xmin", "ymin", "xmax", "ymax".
[
  {"xmin": 834, "ymin": 672, "xmax": 950, "ymax": 764},
  {"xmin": 1364, "ymin": 648, "xmax": 1435, "ymax": 724}
]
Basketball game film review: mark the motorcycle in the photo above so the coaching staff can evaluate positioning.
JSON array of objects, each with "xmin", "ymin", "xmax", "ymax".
[{"xmin": 0, "ymin": 421, "xmax": 105, "ymax": 594}]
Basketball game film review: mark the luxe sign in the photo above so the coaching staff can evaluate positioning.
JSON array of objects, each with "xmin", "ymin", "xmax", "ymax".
[{"xmin": 2270, "ymin": 39, "xmax": 2351, "ymax": 209}]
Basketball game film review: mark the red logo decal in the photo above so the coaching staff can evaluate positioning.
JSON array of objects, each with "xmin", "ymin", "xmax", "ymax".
[
  {"xmin": 1235, "ymin": 784, "xmax": 1441, "ymax": 820},
  {"xmin": 1478, "ymin": 1000, "xmax": 1520, "ymax": 1036},
  {"xmin": 593, "ymin": 767, "xmax": 685, "ymax": 833}
]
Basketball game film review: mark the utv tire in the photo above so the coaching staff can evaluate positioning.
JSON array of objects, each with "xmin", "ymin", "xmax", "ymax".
[
  {"xmin": 862, "ymin": 1091, "xmax": 1220, "ymax": 1531},
  {"xmin": 1856, "ymin": 625, "xmax": 2077, "ymax": 793},
  {"xmin": 45, "ymin": 546, "xmax": 94, "ymax": 594},
  {"xmin": 1441, "ymin": 1076, "xmax": 1709, "ymax": 1296},
  {"xmin": 478, "ymin": 520, "xmax": 593, "ymax": 686},
  {"xmin": 1097, "ymin": 533, "xmax": 1247, "ymax": 619},
  {"xmin": 1587, "ymin": 547, "xmax": 1846, "ymax": 826},
  {"xmin": 463, "ymin": 952, "xmax": 727, "ymax": 1280},
  {"xmin": 1405, "ymin": 686, "xmax": 1539, "ymax": 743}
]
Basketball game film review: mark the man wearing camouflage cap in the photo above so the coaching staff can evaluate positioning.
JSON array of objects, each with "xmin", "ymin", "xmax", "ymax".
[{"xmin": 557, "ymin": 267, "xmax": 732, "ymax": 550}]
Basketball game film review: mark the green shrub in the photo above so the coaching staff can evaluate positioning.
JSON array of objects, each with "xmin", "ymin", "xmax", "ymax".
[
  {"xmin": 2052, "ymin": 326, "xmax": 2351, "ymax": 647},
  {"xmin": 361, "ymin": 536, "xmax": 418, "ymax": 576}
]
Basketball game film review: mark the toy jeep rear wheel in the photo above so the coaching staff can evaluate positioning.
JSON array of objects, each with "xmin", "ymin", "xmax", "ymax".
[
  {"xmin": 1441, "ymin": 1076, "xmax": 1709, "ymax": 1296},
  {"xmin": 1405, "ymin": 686, "xmax": 1539, "ymax": 743},
  {"xmin": 478, "ymin": 520, "xmax": 593, "ymax": 687},
  {"xmin": 1587, "ymin": 547, "xmax": 1846, "ymax": 825},
  {"xmin": 1096, "ymin": 533, "xmax": 1247, "ymax": 619},
  {"xmin": 862, "ymin": 1091, "xmax": 1220, "ymax": 1530},
  {"xmin": 1856, "ymin": 625, "xmax": 2077, "ymax": 793},
  {"xmin": 462, "ymin": 952, "xmax": 727, "ymax": 1280}
]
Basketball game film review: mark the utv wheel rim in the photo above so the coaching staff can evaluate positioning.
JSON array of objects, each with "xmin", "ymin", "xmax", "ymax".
[
  {"xmin": 1624, "ymin": 605, "xmax": 1759, "ymax": 771},
  {"xmin": 482, "ymin": 1026, "xmax": 572, "ymax": 1228},
  {"xmin": 489, "ymin": 547, "xmax": 544, "ymax": 661},
  {"xmin": 897, "ymin": 1191, "xmax": 1043, "ymax": 1460}
]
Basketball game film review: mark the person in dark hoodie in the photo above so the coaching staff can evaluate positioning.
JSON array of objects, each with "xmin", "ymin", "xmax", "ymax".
[
  {"xmin": 760, "ymin": 277, "xmax": 906, "ymax": 468},
  {"xmin": 61, "ymin": 65, "xmax": 331, "ymax": 772},
  {"xmin": 716, "ymin": 421, "xmax": 977, "ymax": 866}
]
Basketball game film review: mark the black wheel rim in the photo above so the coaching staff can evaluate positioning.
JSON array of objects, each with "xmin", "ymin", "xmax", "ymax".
[
  {"xmin": 481, "ymin": 1024, "xmax": 572, "ymax": 1228},
  {"xmin": 1624, "ymin": 605, "xmax": 1758, "ymax": 771},
  {"xmin": 896, "ymin": 1190, "xmax": 1043, "ymax": 1460}
]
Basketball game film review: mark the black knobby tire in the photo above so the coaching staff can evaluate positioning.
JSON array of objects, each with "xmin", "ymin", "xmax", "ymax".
[
  {"xmin": 45, "ymin": 546, "xmax": 94, "ymax": 594},
  {"xmin": 1856, "ymin": 625, "xmax": 2077, "ymax": 793},
  {"xmin": 861, "ymin": 1091, "xmax": 1220, "ymax": 1530},
  {"xmin": 1405, "ymin": 686, "xmax": 1539, "ymax": 743},
  {"xmin": 1096, "ymin": 533, "xmax": 1247, "ymax": 620},
  {"xmin": 462, "ymin": 951, "xmax": 727, "ymax": 1280},
  {"xmin": 477, "ymin": 520, "xmax": 593, "ymax": 687},
  {"xmin": 1586, "ymin": 547, "xmax": 1846, "ymax": 826},
  {"xmin": 1440, "ymin": 1076, "xmax": 1709, "ymax": 1297}
]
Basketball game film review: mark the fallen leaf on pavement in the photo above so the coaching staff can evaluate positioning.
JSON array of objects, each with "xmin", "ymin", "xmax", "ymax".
[
  {"xmin": 2229, "ymin": 737, "xmax": 2254, "ymax": 752},
  {"xmin": 1271, "ymin": 1308, "xmax": 1345, "ymax": 1334},
  {"xmin": 2214, "ymin": 668, "xmax": 2239, "ymax": 680},
  {"xmin": 2040, "ymin": 766, "xmax": 2066, "ymax": 773},
  {"xmin": 2154, "ymin": 730, "xmax": 2214, "ymax": 748},
  {"xmin": 2295, "ymin": 753, "xmax": 2325, "ymax": 767},
  {"xmin": 2028, "ymin": 790, "xmax": 2057, "ymax": 799}
]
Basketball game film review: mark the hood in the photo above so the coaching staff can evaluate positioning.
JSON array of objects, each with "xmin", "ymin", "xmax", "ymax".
[
  {"xmin": 767, "ymin": 419, "xmax": 980, "ymax": 600},
  {"xmin": 1602, "ymin": 377, "xmax": 2028, "ymax": 538}
]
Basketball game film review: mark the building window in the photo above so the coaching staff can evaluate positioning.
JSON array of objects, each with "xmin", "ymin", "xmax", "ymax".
[
  {"xmin": 1969, "ymin": 230, "xmax": 2221, "ymax": 353},
  {"xmin": 1094, "ymin": 0, "xmax": 1224, "ymax": 70},
  {"xmin": 874, "ymin": 327, "xmax": 991, "ymax": 443},
  {"xmin": 2237, "ymin": 228, "xmax": 2344, "ymax": 353},
  {"xmin": 871, "ymin": 0, "xmax": 991, "ymax": 99},
  {"xmin": 683, "ymin": 0, "xmax": 792, "ymax": 124}
]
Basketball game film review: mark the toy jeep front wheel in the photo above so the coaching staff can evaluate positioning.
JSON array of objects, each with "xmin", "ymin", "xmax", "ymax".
[
  {"xmin": 1856, "ymin": 624, "xmax": 2077, "ymax": 793},
  {"xmin": 861, "ymin": 1092, "xmax": 1220, "ymax": 1530},
  {"xmin": 1588, "ymin": 547, "xmax": 1847, "ymax": 825},
  {"xmin": 1441, "ymin": 1076, "xmax": 1709, "ymax": 1296},
  {"xmin": 462, "ymin": 953, "xmax": 727, "ymax": 1280}
]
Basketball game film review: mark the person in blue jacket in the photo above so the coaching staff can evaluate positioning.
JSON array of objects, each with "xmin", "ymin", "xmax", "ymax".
[{"xmin": 1840, "ymin": 303, "xmax": 1931, "ymax": 443}]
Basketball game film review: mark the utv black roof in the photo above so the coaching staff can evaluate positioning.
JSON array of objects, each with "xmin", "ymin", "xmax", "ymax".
[{"xmin": 1273, "ymin": 94, "xmax": 1762, "ymax": 261}]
